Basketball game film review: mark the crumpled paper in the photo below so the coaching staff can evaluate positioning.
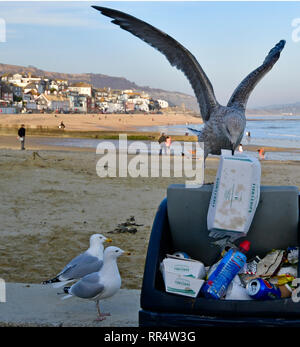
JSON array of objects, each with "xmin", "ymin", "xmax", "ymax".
[{"xmin": 255, "ymin": 249, "xmax": 285, "ymax": 277}]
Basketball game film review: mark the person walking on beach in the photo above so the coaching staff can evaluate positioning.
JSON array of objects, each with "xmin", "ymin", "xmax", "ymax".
[
  {"xmin": 166, "ymin": 136, "xmax": 172, "ymax": 154},
  {"xmin": 158, "ymin": 132, "xmax": 167, "ymax": 155},
  {"xmin": 17, "ymin": 124, "xmax": 26, "ymax": 150}
]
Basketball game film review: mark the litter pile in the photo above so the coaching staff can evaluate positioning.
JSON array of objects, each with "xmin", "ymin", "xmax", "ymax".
[
  {"xmin": 160, "ymin": 150, "xmax": 298, "ymax": 301},
  {"xmin": 108, "ymin": 216, "xmax": 144, "ymax": 234},
  {"xmin": 160, "ymin": 246, "xmax": 298, "ymax": 300}
]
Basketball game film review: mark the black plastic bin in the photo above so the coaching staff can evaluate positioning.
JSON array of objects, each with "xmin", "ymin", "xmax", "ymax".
[{"xmin": 139, "ymin": 185, "xmax": 300, "ymax": 327}]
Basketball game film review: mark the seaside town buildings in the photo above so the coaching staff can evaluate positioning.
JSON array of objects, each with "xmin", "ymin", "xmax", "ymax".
[{"xmin": 0, "ymin": 73, "xmax": 169, "ymax": 114}]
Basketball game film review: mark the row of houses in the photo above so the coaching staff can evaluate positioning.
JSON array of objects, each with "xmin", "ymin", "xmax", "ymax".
[{"xmin": 0, "ymin": 73, "xmax": 169, "ymax": 114}]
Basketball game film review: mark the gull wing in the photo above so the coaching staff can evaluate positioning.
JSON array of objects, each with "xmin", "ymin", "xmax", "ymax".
[
  {"xmin": 70, "ymin": 272, "xmax": 104, "ymax": 299},
  {"xmin": 227, "ymin": 40, "xmax": 285, "ymax": 110},
  {"xmin": 92, "ymin": 6, "xmax": 218, "ymax": 122},
  {"xmin": 58, "ymin": 252, "xmax": 103, "ymax": 281}
]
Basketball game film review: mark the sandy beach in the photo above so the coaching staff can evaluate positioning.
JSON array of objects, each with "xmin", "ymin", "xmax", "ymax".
[
  {"xmin": 0, "ymin": 112, "xmax": 201, "ymax": 133},
  {"xmin": 0, "ymin": 113, "xmax": 299, "ymax": 291},
  {"xmin": 0, "ymin": 143, "xmax": 299, "ymax": 290}
]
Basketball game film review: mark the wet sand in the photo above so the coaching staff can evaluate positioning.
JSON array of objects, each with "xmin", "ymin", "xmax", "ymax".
[{"xmin": 1, "ymin": 145, "xmax": 300, "ymax": 289}]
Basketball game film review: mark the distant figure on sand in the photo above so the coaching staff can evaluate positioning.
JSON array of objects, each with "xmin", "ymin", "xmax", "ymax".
[
  {"xmin": 158, "ymin": 133, "xmax": 167, "ymax": 155},
  {"xmin": 166, "ymin": 136, "xmax": 172, "ymax": 153},
  {"xmin": 258, "ymin": 148, "xmax": 265, "ymax": 160},
  {"xmin": 17, "ymin": 124, "xmax": 26, "ymax": 150},
  {"xmin": 238, "ymin": 144, "xmax": 243, "ymax": 153},
  {"xmin": 59, "ymin": 121, "xmax": 65, "ymax": 129},
  {"xmin": 246, "ymin": 131, "xmax": 251, "ymax": 137}
]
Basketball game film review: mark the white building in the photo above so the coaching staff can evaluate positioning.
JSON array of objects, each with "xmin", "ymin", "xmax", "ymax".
[
  {"xmin": 131, "ymin": 97, "xmax": 150, "ymax": 112},
  {"xmin": 157, "ymin": 99, "xmax": 169, "ymax": 109},
  {"xmin": 49, "ymin": 80, "xmax": 59, "ymax": 91},
  {"xmin": 5, "ymin": 73, "xmax": 42, "ymax": 88},
  {"xmin": 37, "ymin": 93, "xmax": 70, "ymax": 111},
  {"xmin": 107, "ymin": 102, "xmax": 124, "ymax": 113},
  {"xmin": 9, "ymin": 73, "xmax": 23, "ymax": 85},
  {"xmin": 135, "ymin": 103, "xmax": 149, "ymax": 112},
  {"xmin": 69, "ymin": 82, "xmax": 92, "ymax": 97},
  {"xmin": 26, "ymin": 101, "xmax": 38, "ymax": 110},
  {"xmin": 119, "ymin": 93, "xmax": 129, "ymax": 102},
  {"xmin": 122, "ymin": 89, "xmax": 133, "ymax": 94},
  {"xmin": 99, "ymin": 101, "xmax": 109, "ymax": 111}
]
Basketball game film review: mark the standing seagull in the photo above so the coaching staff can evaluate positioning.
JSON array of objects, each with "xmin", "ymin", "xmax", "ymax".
[
  {"xmin": 92, "ymin": 6, "xmax": 285, "ymax": 159},
  {"xmin": 62, "ymin": 246, "xmax": 130, "ymax": 321},
  {"xmin": 42, "ymin": 234, "xmax": 112, "ymax": 288}
]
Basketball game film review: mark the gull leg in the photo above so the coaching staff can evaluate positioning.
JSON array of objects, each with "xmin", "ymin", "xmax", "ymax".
[{"xmin": 95, "ymin": 300, "xmax": 111, "ymax": 321}]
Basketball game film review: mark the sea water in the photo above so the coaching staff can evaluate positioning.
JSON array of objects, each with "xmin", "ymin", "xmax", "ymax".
[{"xmin": 39, "ymin": 115, "xmax": 300, "ymax": 161}]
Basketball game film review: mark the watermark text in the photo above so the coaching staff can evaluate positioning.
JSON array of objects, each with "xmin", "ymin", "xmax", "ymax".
[
  {"xmin": 96, "ymin": 135, "xmax": 204, "ymax": 188},
  {"xmin": 0, "ymin": 278, "xmax": 6, "ymax": 303}
]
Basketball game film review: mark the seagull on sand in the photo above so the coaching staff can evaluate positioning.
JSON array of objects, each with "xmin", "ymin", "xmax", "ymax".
[
  {"xmin": 42, "ymin": 234, "xmax": 112, "ymax": 288},
  {"xmin": 62, "ymin": 246, "xmax": 130, "ymax": 321},
  {"xmin": 92, "ymin": 6, "xmax": 285, "ymax": 159}
]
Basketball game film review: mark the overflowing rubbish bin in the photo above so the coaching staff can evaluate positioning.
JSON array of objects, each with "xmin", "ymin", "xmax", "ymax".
[{"xmin": 139, "ymin": 149, "xmax": 300, "ymax": 327}]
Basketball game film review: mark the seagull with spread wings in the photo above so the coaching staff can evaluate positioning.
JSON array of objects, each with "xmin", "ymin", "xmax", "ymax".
[{"xmin": 92, "ymin": 6, "xmax": 285, "ymax": 159}]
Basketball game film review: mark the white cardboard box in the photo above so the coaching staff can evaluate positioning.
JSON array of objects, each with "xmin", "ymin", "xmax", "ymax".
[
  {"xmin": 207, "ymin": 150, "xmax": 261, "ymax": 238},
  {"xmin": 164, "ymin": 272, "xmax": 205, "ymax": 298},
  {"xmin": 161, "ymin": 256, "xmax": 206, "ymax": 297},
  {"xmin": 162, "ymin": 255, "xmax": 206, "ymax": 279}
]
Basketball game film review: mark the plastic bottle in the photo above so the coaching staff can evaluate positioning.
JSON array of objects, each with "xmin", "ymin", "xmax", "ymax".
[
  {"xmin": 206, "ymin": 244, "xmax": 235, "ymax": 278},
  {"xmin": 201, "ymin": 240, "xmax": 250, "ymax": 299}
]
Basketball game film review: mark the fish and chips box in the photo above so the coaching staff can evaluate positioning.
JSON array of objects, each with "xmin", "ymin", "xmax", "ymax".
[
  {"xmin": 163, "ymin": 272, "xmax": 205, "ymax": 298},
  {"xmin": 160, "ymin": 255, "xmax": 205, "ymax": 298},
  {"xmin": 162, "ymin": 255, "xmax": 206, "ymax": 279},
  {"xmin": 207, "ymin": 150, "xmax": 261, "ymax": 240}
]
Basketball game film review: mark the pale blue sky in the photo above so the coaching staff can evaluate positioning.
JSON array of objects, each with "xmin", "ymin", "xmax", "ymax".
[{"xmin": 0, "ymin": 1, "xmax": 299, "ymax": 107}]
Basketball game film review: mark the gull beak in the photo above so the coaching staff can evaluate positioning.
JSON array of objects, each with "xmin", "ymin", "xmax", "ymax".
[
  {"xmin": 124, "ymin": 251, "xmax": 131, "ymax": 256},
  {"xmin": 105, "ymin": 238, "xmax": 113, "ymax": 243}
]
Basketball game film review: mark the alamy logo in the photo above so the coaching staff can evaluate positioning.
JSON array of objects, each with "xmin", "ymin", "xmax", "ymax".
[{"xmin": 95, "ymin": 134, "xmax": 204, "ymax": 188}]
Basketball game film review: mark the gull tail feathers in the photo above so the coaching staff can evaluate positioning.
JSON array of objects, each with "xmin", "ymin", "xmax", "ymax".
[
  {"xmin": 63, "ymin": 286, "xmax": 71, "ymax": 294},
  {"xmin": 61, "ymin": 294, "xmax": 73, "ymax": 300},
  {"xmin": 42, "ymin": 277, "xmax": 60, "ymax": 285},
  {"xmin": 60, "ymin": 286, "xmax": 72, "ymax": 300}
]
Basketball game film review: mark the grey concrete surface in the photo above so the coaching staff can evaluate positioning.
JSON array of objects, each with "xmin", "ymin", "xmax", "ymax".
[{"xmin": 0, "ymin": 283, "xmax": 140, "ymax": 327}]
